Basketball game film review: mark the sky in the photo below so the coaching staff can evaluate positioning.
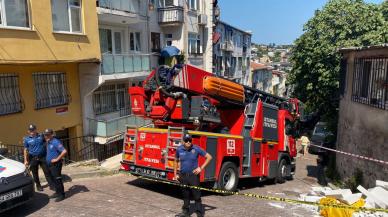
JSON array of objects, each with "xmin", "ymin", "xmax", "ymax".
[{"xmin": 219, "ymin": 0, "xmax": 385, "ymax": 45}]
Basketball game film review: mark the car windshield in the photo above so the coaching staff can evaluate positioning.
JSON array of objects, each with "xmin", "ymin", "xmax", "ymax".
[{"xmin": 314, "ymin": 125, "xmax": 327, "ymax": 136}]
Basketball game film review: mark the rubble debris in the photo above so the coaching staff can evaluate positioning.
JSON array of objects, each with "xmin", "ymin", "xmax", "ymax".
[{"xmin": 376, "ymin": 180, "xmax": 388, "ymax": 191}]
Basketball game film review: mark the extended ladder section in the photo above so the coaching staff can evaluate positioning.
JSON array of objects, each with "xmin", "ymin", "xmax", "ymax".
[
  {"xmin": 165, "ymin": 126, "xmax": 185, "ymax": 170},
  {"xmin": 244, "ymin": 85, "xmax": 287, "ymax": 108},
  {"xmin": 241, "ymin": 102, "xmax": 258, "ymax": 176}
]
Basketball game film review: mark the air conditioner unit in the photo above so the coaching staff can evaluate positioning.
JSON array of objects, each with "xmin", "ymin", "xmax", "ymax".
[{"xmin": 198, "ymin": 14, "xmax": 208, "ymax": 25}]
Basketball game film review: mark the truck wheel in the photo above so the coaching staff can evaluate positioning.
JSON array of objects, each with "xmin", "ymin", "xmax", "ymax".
[
  {"xmin": 276, "ymin": 159, "xmax": 287, "ymax": 184},
  {"xmin": 217, "ymin": 162, "xmax": 239, "ymax": 191}
]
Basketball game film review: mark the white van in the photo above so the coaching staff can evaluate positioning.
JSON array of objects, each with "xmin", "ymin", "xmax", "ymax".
[{"xmin": 0, "ymin": 153, "xmax": 34, "ymax": 213}]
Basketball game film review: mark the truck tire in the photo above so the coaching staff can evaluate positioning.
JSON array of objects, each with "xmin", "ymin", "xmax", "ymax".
[
  {"xmin": 217, "ymin": 162, "xmax": 239, "ymax": 191},
  {"xmin": 276, "ymin": 159, "xmax": 287, "ymax": 184}
]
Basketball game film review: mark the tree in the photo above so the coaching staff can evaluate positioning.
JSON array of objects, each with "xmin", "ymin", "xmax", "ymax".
[
  {"xmin": 272, "ymin": 51, "xmax": 282, "ymax": 62},
  {"xmin": 289, "ymin": 0, "xmax": 387, "ymax": 133}
]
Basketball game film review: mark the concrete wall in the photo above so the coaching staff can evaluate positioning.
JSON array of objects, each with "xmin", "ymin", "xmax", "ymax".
[
  {"xmin": 0, "ymin": 0, "xmax": 100, "ymax": 63},
  {"xmin": 0, "ymin": 63, "xmax": 83, "ymax": 144},
  {"xmin": 337, "ymin": 47, "xmax": 388, "ymax": 187}
]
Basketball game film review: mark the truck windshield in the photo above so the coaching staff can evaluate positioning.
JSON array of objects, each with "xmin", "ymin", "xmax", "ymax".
[{"xmin": 314, "ymin": 125, "xmax": 327, "ymax": 136}]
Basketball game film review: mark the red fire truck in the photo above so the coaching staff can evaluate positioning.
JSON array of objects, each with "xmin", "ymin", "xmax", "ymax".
[{"xmin": 120, "ymin": 64, "xmax": 306, "ymax": 191}]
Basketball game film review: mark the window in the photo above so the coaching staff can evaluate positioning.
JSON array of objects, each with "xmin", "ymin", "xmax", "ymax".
[
  {"xmin": 188, "ymin": 32, "xmax": 201, "ymax": 55},
  {"xmin": 158, "ymin": 0, "xmax": 174, "ymax": 7},
  {"xmin": 99, "ymin": 28, "xmax": 124, "ymax": 54},
  {"xmin": 238, "ymin": 57, "xmax": 243, "ymax": 71},
  {"xmin": 93, "ymin": 83, "xmax": 130, "ymax": 115},
  {"xmin": 51, "ymin": 0, "xmax": 82, "ymax": 33},
  {"xmin": 151, "ymin": 32, "xmax": 161, "ymax": 52},
  {"xmin": 0, "ymin": 0, "xmax": 30, "ymax": 28},
  {"xmin": 165, "ymin": 33, "xmax": 173, "ymax": 46},
  {"xmin": 0, "ymin": 73, "xmax": 23, "ymax": 115},
  {"xmin": 33, "ymin": 72, "xmax": 70, "ymax": 109},
  {"xmin": 189, "ymin": 0, "xmax": 198, "ymax": 11},
  {"xmin": 99, "ymin": 29, "xmax": 112, "ymax": 54},
  {"xmin": 352, "ymin": 57, "xmax": 388, "ymax": 110},
  {"xmin": 129, "ymin": 32, "xmax": 141, "ymax": 52}
]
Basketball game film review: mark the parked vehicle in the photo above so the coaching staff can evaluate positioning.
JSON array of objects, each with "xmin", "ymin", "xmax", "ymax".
[
  {"xmin": 0, "ymin": 149, "xmax": 34, "ymax": 213},
  {"xmin": 308, "ymin": 122, "xmax": 333, "ymax": 154}
]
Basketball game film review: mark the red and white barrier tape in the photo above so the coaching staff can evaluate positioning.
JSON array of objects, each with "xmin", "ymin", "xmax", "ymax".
[{"xmin": 309, "ymin": 144, "xmax": 388, "ymax": 165}]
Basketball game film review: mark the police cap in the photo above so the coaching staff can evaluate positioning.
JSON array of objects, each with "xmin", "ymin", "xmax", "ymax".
[
  {"xmin": 28, "ymin": 124, "xmax": 37, "ymax": 131},
  {"xmin": 43, "ymin": 128, "xmax": 54, "ymax": 136},
  {"xmin": 183, "ymin": 134, "xmax": 192, "ymax": 142}
]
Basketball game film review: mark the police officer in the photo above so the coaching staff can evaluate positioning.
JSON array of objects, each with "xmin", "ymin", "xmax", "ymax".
[
  {"xmin": 44, "ymin": 129, "xmax": 67, "ymax": 202},
  {"xmin": 23, "ymin": 124, "xmax": 54, "ymax": 191},
  {"xmin": 174, "ymin": 134, "xmax": 212, "ymax": 217}
]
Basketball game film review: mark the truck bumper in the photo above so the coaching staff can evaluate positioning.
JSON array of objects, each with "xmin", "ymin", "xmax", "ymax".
[{"xmin": 120, "ymin": 162, "xmax": 171, "ymax": 181}]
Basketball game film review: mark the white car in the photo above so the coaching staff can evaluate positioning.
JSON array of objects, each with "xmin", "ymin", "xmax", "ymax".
[{"xmin": 0, "ymin": 153, "xmax": 34, "ymax": 213}]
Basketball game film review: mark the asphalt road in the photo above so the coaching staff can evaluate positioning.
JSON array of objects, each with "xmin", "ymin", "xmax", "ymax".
[{"xmin": 3, "ymin": 154, "xmax": 322, "ymax": 217}]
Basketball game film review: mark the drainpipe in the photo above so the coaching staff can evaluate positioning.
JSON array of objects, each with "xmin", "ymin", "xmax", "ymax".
[{"xmin": 146, "ymin": 0, "xmax": 151, "ymax": 69}]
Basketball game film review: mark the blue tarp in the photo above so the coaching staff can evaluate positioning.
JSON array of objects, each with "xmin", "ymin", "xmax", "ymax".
[{"xmin": 160, "ymin": 46, "xmax": 180, "ymax": 57}]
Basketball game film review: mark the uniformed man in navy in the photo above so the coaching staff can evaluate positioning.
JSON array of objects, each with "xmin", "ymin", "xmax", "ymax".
[
  {"xmin": 44, "ymin": 129, "xmax": 67, "ymax": 202},
  {"xmin": 174, "ymin": 134, "xmax": 212, "ymax": 217},
  {"xmin": 23, "ymin": 124, "xmax": 54, "ymax": 191}
]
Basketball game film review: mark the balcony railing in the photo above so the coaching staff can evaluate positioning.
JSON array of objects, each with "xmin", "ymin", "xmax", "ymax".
[
  {"xmin": 158, "ymin": 6, "xmax": 184, "ymax": 25},
  {"xmin": 97, "ymin": 0, "xmax": 143, "ymax": 15},
  {"xmin": 101, "ymin": 54, "xmax": 150, "ymax": 75},
  {"xmin": 88, "ymin": 115, "xmax": 152, "ymax": 138}
]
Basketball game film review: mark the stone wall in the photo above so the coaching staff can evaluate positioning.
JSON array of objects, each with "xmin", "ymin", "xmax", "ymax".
[{"xmin": 337, "ymin": 46, "xmax": 388, "ymax": 187}]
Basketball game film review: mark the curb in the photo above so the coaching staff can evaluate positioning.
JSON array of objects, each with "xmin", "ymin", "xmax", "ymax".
[{"xmin": 38, "ymin": 169, "xmax": 119, "ymax": 184}]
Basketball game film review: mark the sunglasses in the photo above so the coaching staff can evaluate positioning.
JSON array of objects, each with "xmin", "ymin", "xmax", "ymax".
[{"xmin": 183, "ymin": 139, "xmax": 191, "ymax": 143}]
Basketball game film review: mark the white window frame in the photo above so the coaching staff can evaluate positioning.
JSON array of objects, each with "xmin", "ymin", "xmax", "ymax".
[
  {"xmin": 0, "ymin": 0, "xmax": 31, "ymax": 30},
  {"xmin": 188, "ymin": 0, "xmax": 198, "ymax": 11},
  {"xmin": 52, "ymin": 0, "xmax": 83, "ymax": 34},
  {"xmin": 129, "ymin": 32, "xmax": 141, "ymax": 52},
  {"xmin": 188, "ymin": 32, "xmax": 201, "ymax": 55},
  {"xmin": 165, "ymin": 33, "xmax": 173, "ymax": 46}
]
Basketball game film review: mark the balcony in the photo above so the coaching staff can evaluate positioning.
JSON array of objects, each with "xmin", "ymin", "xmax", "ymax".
[
  {"xmin": 101, "ymin": 54, "xmax": 150, "ymax": 75},
  {"xmin": 97, "ymin": 0, "xmax": 146, "ymax": 24},
  {"xmin": 88, "ymin": 115, "xmax": 152, "ymax": 143},
  {"xmin": 220, "ymin": 41, "xmax": 235, "ymax": 52},
  {"xmin": 158, "ymin": 6, "xmax": 184, "ymax": 26}
]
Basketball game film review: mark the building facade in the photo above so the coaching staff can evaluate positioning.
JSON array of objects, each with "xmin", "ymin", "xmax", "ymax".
[
  {"xmin": 81, "ymin": 0, "xmax": 214, "ymax": 143},
  {"xmin": 249, "ymin": 62, "xmax": 287, "ymax": 97},
  {"xmin": 337, "ymin": 45, "xmax": 388, "ymax": 187},
  {"xmin": 80, "ymin": 0, "xmax": 153, "ymax": 143},
  {"xmin": 213, "ymin": 21, "xmax": 252, "ymax": 85},
  {"xmin": 0, "ymin": 0, "xmax": 100, "ymax": 156},
  {"xmin": 148, "ymin": 0, "xmax": 213, "ymax": 72}
]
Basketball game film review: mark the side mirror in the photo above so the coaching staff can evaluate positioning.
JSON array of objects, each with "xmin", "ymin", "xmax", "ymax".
[{"xmin": 0, "ymin": 148, "xmax": 8, "ymax": 156}]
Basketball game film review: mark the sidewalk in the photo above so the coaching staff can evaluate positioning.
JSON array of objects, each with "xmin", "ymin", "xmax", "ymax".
[{"xmin": 38, "ymin": 156, "xmax": 121, "ymax": 184}]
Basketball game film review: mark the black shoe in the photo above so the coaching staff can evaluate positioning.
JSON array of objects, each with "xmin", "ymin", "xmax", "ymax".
[
  {"xmin": 36, "ymin": 185, "xmax": 43, "ymax": 192},
  {"xmin": 49, "ymin": 193, "xmax": 59, "ymax": 199},
  {"xmin": 54, "ymin": 194, "xmax": 65, "ymax": 202},
  {"xmin": 175, "ymin": 212, "xmax": 190, "ymax": 217},
  {"xmin": 195, "ymin": 212, "xmax": 204, "ymax": 217}
]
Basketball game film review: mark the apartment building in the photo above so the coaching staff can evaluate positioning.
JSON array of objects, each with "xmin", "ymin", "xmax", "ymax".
[
  {"xmin": 337, "ymin": 45, "xmax": 388, "ymax": 187},
  {"xmin": 213, "ymin": 21, "xmax": 252, "ymax": 85},
  {"xmin": 249, "ymin": 62, "xmax": 287, "ymax": 97},
  {"xmin": 148, "ymin": 0, "xmax": 213, "ymax": 72},
  {"xmin": 82, "ymin": 0, "xmax": 214, "ymax": 143},
  {"xmin": 0, "ymin": 0, "xmax": 100, "ymax": 157},
  {"xmin": 79, "ymin": 0, "xmax": 152, "ymax": 143}
]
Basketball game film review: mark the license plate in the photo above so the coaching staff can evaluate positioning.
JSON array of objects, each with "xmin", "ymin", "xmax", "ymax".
[
  {"xmin": 0, "ymin": 189, "xmax": 23, "ymax": 203},
  {"xmin": 135, "ymin": 168, "xmax": 161, "ymax": 178}
]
